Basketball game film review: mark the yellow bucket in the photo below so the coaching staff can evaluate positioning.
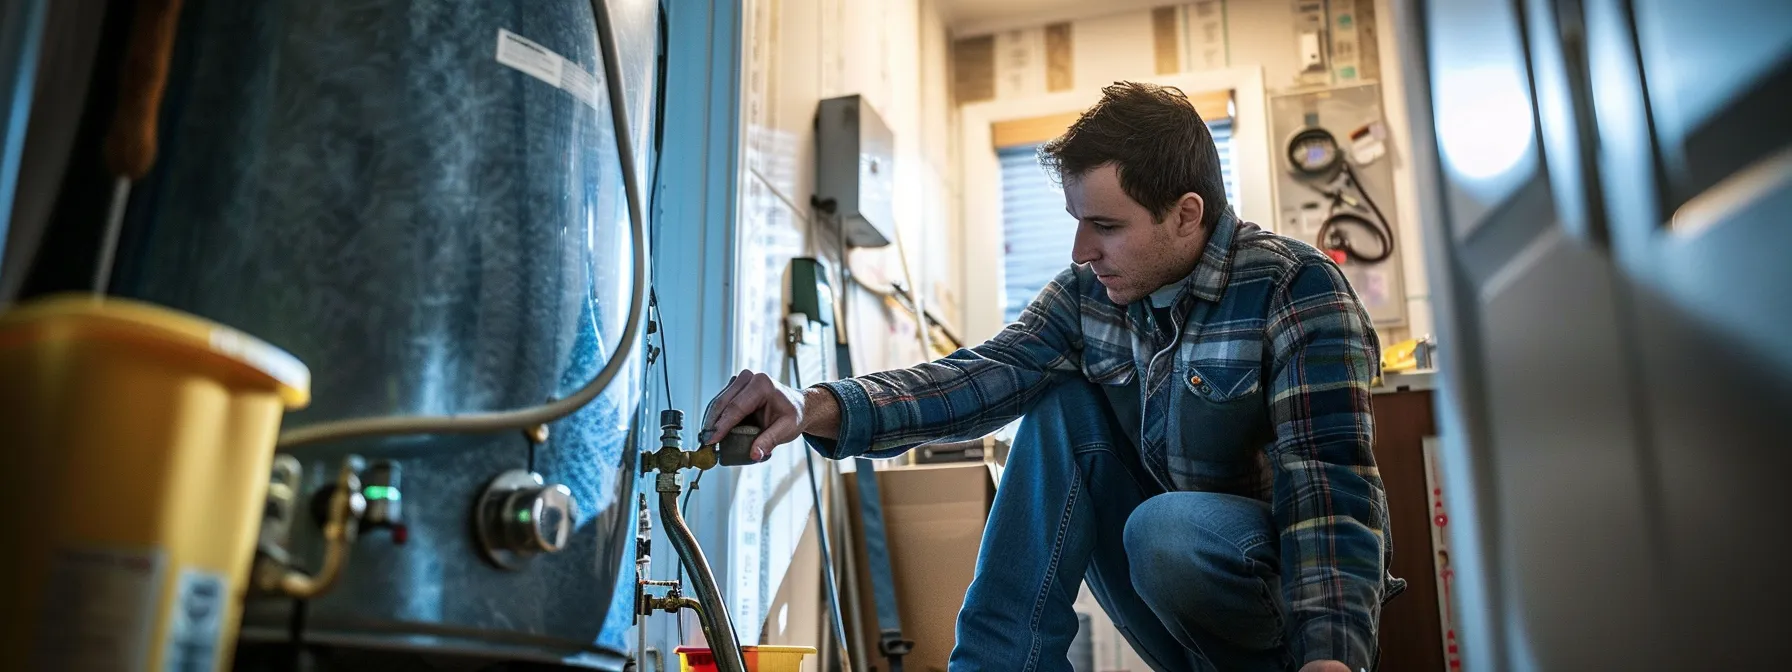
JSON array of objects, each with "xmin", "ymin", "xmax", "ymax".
[
  {"xmin": 0, "ymin": 294, "xmax": 309, "ymax": 671},
  {"xmin": 744, "ymin": 645, "xmax": 820, "ymax": 672},
  {"xmin": 676, "ymin": 645, "xmax": 818, "ymax": 672}
]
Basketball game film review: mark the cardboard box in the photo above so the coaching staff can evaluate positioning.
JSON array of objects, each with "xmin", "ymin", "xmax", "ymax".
[{"xmin": 843, "ymin": 462, "xmax": 997, "ymax": 672}]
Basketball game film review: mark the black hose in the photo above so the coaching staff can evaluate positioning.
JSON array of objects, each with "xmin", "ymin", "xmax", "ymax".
[
  {"xmin": 1316, "ymin": 163, "xmax": 1396, "ymax": 264},
  {"xmin": 1317, "ymin": 212, "xmax": 1393, "ymax": 264}
]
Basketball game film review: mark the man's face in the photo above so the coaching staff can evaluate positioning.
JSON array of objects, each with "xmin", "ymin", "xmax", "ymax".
[{"xmin": 1064, "ymin": 164, "xmax": 1208, "ymax": 305}]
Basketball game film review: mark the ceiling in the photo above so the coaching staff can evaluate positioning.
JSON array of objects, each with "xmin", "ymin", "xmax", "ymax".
[{"xmin": 935, "ymin": 0, "xmax": 1175, "ymax": 36}]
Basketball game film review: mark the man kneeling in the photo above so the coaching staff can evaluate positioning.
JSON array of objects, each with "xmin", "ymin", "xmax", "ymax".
[{"xmin": 702, "ymin": 82, "xmax": 1393, "ymax": 672}]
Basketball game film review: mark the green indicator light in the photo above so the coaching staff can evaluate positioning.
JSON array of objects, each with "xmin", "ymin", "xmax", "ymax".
[
  {"xmin": 363, "ymin": 486, "xmax": 401, "ymax": 502},
  {"xmin": 516, "ymin": 510, "xmax": 532, "ymax": 523}
]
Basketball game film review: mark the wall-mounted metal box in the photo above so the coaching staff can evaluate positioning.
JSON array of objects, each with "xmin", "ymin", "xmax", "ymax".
[
  {"xmin": 815, "ymin": 95, "xmax": 895, "ymax": 248},
  {"xmin": 1268, "ymin": 83, "xmax": 1407, "ymax": 327}
]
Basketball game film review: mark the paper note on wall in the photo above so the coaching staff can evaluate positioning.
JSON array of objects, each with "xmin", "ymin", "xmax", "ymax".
[
  {"xmin": 1187, "ymin": 1, "xmax": 1228, "ymax": 71},
  {"xmin": 1350, "ymin": 121, "xmax": 1388, "ymax": 165},
  {"xmin": 1341, "ymin": 263, "xmax": 1398, "ymax": 323},
  {"xmin": 994, "ymin": 28, "xmax": 1047, "ymax": 99}
]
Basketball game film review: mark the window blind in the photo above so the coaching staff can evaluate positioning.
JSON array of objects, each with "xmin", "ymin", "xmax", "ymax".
[{"xmin": 999, "ymin": 121, "xmax": 1238, "ymax": 323}]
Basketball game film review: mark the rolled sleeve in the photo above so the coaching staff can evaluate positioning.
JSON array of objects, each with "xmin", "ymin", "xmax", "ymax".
[{"xmin": 805, "ymin": 379, "xmax": 880, "ymax": 459}]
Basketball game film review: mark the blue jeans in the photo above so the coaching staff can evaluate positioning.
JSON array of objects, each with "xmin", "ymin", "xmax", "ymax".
[{"xmin": 948, "ymin": 381, "xmax": 1294, "ymax": 672}]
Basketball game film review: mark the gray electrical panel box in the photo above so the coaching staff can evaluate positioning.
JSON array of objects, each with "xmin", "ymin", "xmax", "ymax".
[
  {"xmin": 1268, "ymin": 83, "xmax": 1407, "ymax": 327},
  {"xmin": 815, "ymin": 95, "xmax": 896, "ymax": 248}
]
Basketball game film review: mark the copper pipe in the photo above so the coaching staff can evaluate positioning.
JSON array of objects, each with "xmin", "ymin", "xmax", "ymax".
[{"xmin": 262, "ymin": 458, "xmax": 364, "ymax": 598}]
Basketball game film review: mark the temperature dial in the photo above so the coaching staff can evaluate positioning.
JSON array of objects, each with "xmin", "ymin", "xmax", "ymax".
[{"xmin": 476, "ymin": 470, "xmax": 579, "ymax": 570}]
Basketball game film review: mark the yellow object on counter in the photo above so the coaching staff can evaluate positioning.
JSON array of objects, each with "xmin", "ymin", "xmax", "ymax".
[
  {"xmin": 1381, "ymin": 337, "xmax": 1421, "ymax": 374},
  {"xmin": 0, "ymin": 294, "xmax": 309, "ymax": 672}
]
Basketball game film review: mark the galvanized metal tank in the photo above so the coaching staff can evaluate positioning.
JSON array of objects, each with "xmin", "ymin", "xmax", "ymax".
[{"xmin": 105, "ymin": 0, "xmax": 657, "ymax": 667}]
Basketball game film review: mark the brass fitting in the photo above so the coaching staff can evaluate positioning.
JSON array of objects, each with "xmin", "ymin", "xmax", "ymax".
[
  {"xmin": 642, "ymin": 593, "xmax": 703, "ymax": 616},
  {"xmin": 255, "ymin": 455, "xmax": 366, "ymax": 598},
  {"xmin": 642, "ymin": 442, "xmax": 719, "ymax": 475},
  {"xmin": 641, "ymin": 409, "xmax": 720, "ymax": 475}
]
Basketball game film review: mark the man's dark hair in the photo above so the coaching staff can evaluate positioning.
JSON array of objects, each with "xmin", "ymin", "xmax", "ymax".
[{"xmin": 1039, "ymin": 82, "xmax": 1228, "ymax": 229}]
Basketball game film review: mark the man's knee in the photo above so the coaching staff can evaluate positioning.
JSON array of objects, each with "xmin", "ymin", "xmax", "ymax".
[
  {"xmin": 1125, "ymin": 493, "xmax": 1239, "ymax": 595},
  {"xmin": 1125, "ymin": 493, "xmax": 1272, "ymax": 571},
  {"xmin": 1123, "ymin": 492, "xmax": 1284, "ymax": 647}
]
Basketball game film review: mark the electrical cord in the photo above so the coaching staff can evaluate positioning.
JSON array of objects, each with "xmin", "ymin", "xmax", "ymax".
[
  {"xmin": 809, "ymin": 197, "xmax": 955, "ymax": 356},
  {"xmin": 651, "ymin": 289, "xmax": 673, "ymax": 402},
  {"xmin": 811, "ymin": 198, "xmax": 852, "ymax": 337}
]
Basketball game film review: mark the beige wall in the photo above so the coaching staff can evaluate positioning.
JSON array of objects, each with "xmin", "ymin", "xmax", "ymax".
[
  {"xmin": 952, "ymin": 0, "xmax": 1384, "ymax": 100},
  {"xmin": 739, "ymin": 0, "xmax": 962, "ymax": 376}
]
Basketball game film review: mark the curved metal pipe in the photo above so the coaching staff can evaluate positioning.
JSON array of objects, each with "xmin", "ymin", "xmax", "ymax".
[
  {"xmin": 659, "ymin": 490, "xmax": 746, "ymax": 672},
  {"xmin": 262, "ymin": 458, "xmax": 365, "ymax": 598}
]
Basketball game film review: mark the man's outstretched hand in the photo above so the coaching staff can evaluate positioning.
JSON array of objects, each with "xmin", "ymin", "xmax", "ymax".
[
  {"xmin": 1299, "ymin": 660, "xmax": 1355, "ymax": 672},
  {"xmin": 698, "ymin": 370, "xmax": 840, "ymax": 461}
]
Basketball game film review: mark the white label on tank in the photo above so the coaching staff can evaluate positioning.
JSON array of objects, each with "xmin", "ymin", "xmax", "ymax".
[
  {"xmin": 496, "ymin": 28, "xmax": 563, "ymax": 86},
  {"xmin": 495, "ymin": 28, "xmax": 602, "ymax": 111},
  {"xmin": 561, "ymin": 61, "xmax": 601, "ymax": 108},
  {"xmin": 34, "ymin": 546, "xmax": 166, "ymax": 672},
  {"xmin": 162, "ymin": 568, "xmax": 228, "ymax": 672}
]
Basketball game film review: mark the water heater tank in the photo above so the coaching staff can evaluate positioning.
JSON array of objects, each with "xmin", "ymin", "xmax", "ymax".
[{"xmin": 104, "ymin": 1, "xmax": 655, "ymax": 668}]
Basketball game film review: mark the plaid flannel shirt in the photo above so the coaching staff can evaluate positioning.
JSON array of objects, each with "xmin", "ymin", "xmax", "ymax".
[{"xmin": 812, "ymin": 213, "xmax": 1389, "ymax": 669}]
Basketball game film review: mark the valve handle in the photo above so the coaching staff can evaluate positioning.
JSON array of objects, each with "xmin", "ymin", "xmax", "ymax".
[{"xmin": 715, "ymin": 426, "xmax": 764, "ymax": 466}]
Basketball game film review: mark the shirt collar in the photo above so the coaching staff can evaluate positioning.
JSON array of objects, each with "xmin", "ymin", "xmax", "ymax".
[
  {"xmin": 1147, "ymin": 283, "xmax": 1181, "ymax": 308},
  {"xmin": 1181, "ymin": 209, "xmax": 1241, "ymax": 304}
]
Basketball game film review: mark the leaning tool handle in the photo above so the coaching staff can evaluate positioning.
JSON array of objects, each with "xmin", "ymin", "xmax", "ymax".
[
  {"xmin": 856, "ymin": 461, "xmax": 914, "ymax": 672},
  {"xmin": 105, "ymin": 0, "xmax": 185, "ymax": 179}
]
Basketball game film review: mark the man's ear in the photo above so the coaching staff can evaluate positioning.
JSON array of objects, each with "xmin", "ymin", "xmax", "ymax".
[{"xmin": 1172, "ymin": 192, "xmax": 1206, "ymax": 237}]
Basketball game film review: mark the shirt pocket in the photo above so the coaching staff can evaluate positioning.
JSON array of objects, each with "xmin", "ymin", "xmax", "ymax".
[
  {"xmin": 1184, "ymin": 359, "xmax": 1262, "ymax": 402},
  {"xmin": 1168, "ymin": 357, "xmax": 1272, "ymax": 493}
]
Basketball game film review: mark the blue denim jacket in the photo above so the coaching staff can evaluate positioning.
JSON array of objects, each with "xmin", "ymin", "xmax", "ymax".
[{"xmin": 813, "ymin": 213, "xmax": 1389, "ymax": 668}]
